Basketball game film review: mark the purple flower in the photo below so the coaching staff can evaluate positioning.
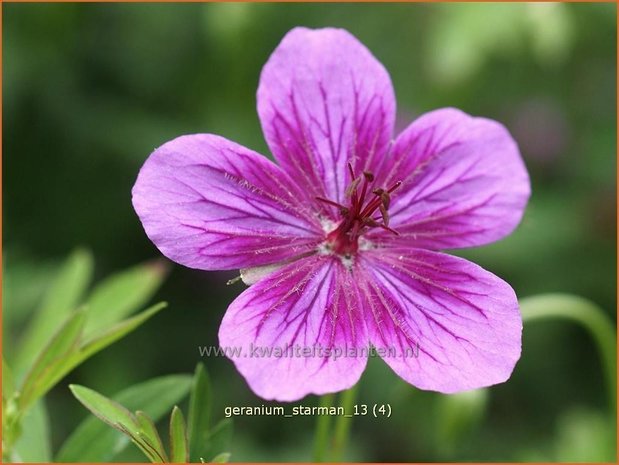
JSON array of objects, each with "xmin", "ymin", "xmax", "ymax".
[{"xmin": 132, "ymin": 27, "xmax": 530, "ymax": 401}]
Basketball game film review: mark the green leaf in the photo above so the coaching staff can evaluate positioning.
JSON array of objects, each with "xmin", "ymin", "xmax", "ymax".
[
  {"xmin": 136, "ymin": 411, "xmax": 168, "ymax": 462},
  {"xmin": 69, "ymin": 384, "xmax": 139, "ymax": 433},
  {"xmin": 188, "ymin": 363, "xmax": 211, "ymax": 461},
  {"xmin": 14, "ymin": 249, "xmax": 93, "ymax": 376},
  {"xmin": 119, "ymin": 423, "xmax": 165, "ymax": 463},
  {"xmin": 57, "ymin": 374, "xmax": 193, "ymax": 462},
  {"xmin": 21, "ymin": 303, "xmax": 166, "ymax": 410},
  {"xmin": 69, "ymin": 385, "xmax": 164, "ymax": 463},
  {"xmin": 170, "ymin": 406, "xmax": 189, "ymax": 463},
  {"xmin": 13, "ymin": 399, "xmax": 51, "ymax": 462},
  {"xmin": 210, "ymin": 452, "xmax": 231, "ymax": 463},
  {"xmin": 19, "ymin": 311, "xmax": 86, "ymax": 410},
  {"xmin": 83, "ymin": 260, "xmax": 167, "ymax": 339},
  {"xmin": 79, "ymin": 302, "xmax": 166, "ymax": 359},
  {"xmin": 200, "ymin": 419, "xmax": 233, "ymax": 463},
  {"xmin": 3, "ymin": 357, "xmax": 15, "ymax": 399}
]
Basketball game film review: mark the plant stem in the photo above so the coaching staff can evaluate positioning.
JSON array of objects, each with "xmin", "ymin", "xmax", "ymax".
[
  {"xmin": 520, "ymin": 293, "xmax": 616, "ymax": 412},
  {"xmin": 330, "ymin": 384, "xmax": 358, "ymax": 462},
  {"xmin": 312, "ymin": 394, "xmax": 335, "ymax": 462},
  {"xmin": 2, "ymin": 393, "xmax": 23, "ymax": 462}
]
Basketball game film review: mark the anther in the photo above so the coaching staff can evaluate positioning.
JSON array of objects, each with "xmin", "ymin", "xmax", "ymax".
[
  {"xmin": 379, "ymin": 203, "xmax": 390, "ymax": 226},
  {"xmin": 345, "ymin": 177, "xmax": 361, "ymax": 197},
  {"xmin": 379, "ymin": 191, "xmax": 391, "ymax": 209}
]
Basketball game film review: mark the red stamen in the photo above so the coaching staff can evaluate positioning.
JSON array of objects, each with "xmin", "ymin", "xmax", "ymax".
[
  {"xmin": 316, "ymin": 196, "xmax": 347, "ymax": 210},
  {"xmin": 388, "ymin": 180, "xmax": 402, "ymax": 193},
  {"xmin": 359, "ymin": 193, "xmax": 382, "ymax": 218},
  {"xmin": 362, "ymin": 217, "xmax": 399, "ymax": 235},
  {"xmin": 347, "ymin": 162, "xmax": 356, "ymax": 180},
  {"xmin": 357, "ymin": 174, "xmax": 372, "ymax": 213},
  {"xmin": 321, "ymin": 173, "xmax": 402, "ymax": 255},
  {"xmin": 377, "ymin": 223, "xmax": 400, "ymax": 235}
]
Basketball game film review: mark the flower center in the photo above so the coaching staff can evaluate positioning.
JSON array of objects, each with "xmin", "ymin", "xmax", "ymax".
[{"xmin": 317, "ymin": 163, "xmax": 402, "ymax": 256}]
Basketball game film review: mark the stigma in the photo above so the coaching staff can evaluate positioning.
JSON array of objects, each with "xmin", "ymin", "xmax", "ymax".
[{"xmin": 316, "ymin": 163, "xmax": 402, "ymax": 257}]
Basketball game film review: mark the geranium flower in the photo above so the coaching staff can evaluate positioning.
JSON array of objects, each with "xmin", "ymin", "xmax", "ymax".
[{"xmin": 132, "ymin": 27, "xmax": 530, "ymax": 401}]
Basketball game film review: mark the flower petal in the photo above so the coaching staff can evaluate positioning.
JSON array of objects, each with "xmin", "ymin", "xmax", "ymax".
[
  {"xmin": 257, "ymin": 27, "xmax": 396, "ymax": 210},
  {"xmin": 132, "ymin": 134, "xmax": 323, "ymax": 270},
  {"xmin": 219, "ymin": 255, "xmax": 368, "ymax": 401},
  {"xmin": 370, "ymin": 108, "xmax": 530, "ymax": 249},
  {"xmin": 358, "ymin": 248, "xmax": 521, "ymax": 393}
]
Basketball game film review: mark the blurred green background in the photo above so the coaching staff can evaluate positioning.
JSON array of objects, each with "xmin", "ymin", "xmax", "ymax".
[{"xmin": 3, "ymin": 2, "xmax": 617, "ymax": 462}]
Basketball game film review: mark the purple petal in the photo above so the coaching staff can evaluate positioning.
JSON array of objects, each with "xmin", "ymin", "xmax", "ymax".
[
  {"xmin": 132, "ymin": 134, "xmax": 323, "ymax": 270},
  {"xmin": 219, "ymin": 255, "xmax": 368, "ymax": 401},
  {"xmin": 358, "ymin": 248, "xmax": 521, "ymax": 393},
  {"xmin": 370, "ymin": 108, "xmax": 530, "ymax": 249},
  {"xmin": 257, "ymin": 27, "xmax": 396, "ymax": 211}
]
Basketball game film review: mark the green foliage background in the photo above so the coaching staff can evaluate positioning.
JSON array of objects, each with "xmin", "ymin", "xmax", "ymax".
[{"xmin": 4, "ymin": 3, "xmax": 617, "ymax": 462}]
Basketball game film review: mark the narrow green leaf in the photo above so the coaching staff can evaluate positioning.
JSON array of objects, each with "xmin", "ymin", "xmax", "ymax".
[
  {"xmin": 14, "ymin": 399, "xmax": 51, "ymax": 462},
  {"xmin": 22, "ymin": 303, "xmax": 166, "ymax": 408},
  {"xmin": 70, "ymin": 385, "xmax": 165, "ymax": 463},
  {"xmin": 69, "ymin": 384, "xmax": 139, "ymax": 433},
  {"xmin": 200, "ymin": 419, "xmax": 233, "ymax": 463},
  {"xmin": 3, "ymin": 357, "xmax": 15, "ymax": 399},
  {"xmin": 170, "ymin": 406, "xmax": 189, "ymax": 463},
  {"xmin": 116, "ymin": 422, "xmax": 164, "ymax": 463},
  {"xmin": 136, "ymin": 411, "xmax": 169, "ymax": 462},
  {"xmin": 210, "ymin": 452, "xmax": 231, "ymax": 463},
  {"xmin": 14, "ymin": 249, "xmax": 93, "ymax": 375},
  {"xmin": 19, "ymin": 311, "xmax": 86, "ymax": 410},
  {"xmin": 79, "ymin": 302, "xmax": 166, "ymax": 358},
  {"xmin": 83, "ymin": 260, "xmax": 168, "ymax": 339},
  {"xmin": 188, "ymin": 363, "xmax": 211, "ymax": 461},
  {"xmin": 57, "ymin": 374, "xmax": 192, "ymax": 462}
]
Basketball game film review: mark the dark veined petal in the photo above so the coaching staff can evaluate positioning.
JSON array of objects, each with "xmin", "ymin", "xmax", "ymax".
[
  {"xmin": 132, "ymin": 134, "xmax": 323, "ymax": 271},
  {"xmin": 257, "ymin": 27, "xmax": 396, "ymax": 211},
  {"xmin": 369, "ymin": 108, "xmax": 530, "ymax": 249},
  {"xmin": 219, "ymin": 255, "xmax": 368, "ymax": 401},
  {"xmin": 358, "ymin": 248, "xmax": 522, "ymax": 393}
]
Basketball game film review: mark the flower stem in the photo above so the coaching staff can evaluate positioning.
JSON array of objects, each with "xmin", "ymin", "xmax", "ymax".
[
  {"xmin": 330, "ymin": 384, "xmax": 358, "ymax": 462},
  {"xmin": 312, "ymin": 394, "xmax": 335, "ymax": 462},
  {"xmin": 520, "ymin": 293, "xmax": 616, "ymax": 412}
]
